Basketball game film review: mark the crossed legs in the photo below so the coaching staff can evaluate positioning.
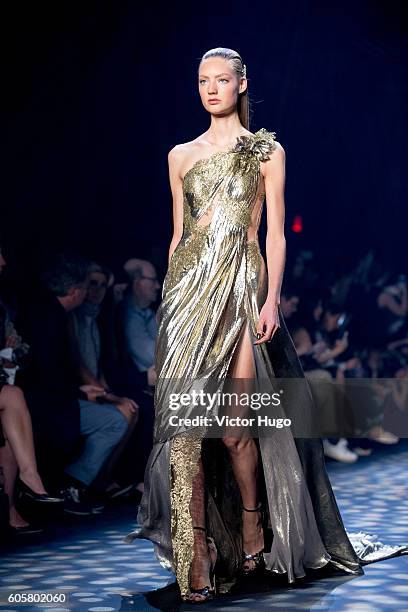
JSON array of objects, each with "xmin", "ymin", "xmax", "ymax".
[{"xmin": 0, "ymin": 385, "xmax": 48, "ymax": 527}]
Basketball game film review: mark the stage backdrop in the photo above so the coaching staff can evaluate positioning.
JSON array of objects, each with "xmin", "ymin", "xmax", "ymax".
[{"xmin": 3, "ymin": 1, "xmax": 407, "ymax": 284}]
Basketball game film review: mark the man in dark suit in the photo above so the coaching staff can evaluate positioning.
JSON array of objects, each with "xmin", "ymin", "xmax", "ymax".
[{"xmin": 17, "ymin": 253, "xmax": 130, "ymax": 515}]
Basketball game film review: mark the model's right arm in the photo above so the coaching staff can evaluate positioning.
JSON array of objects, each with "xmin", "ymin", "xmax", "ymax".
[{"xmin": 167, "ymin": 146, "xmax": 185, "ymax": 267}]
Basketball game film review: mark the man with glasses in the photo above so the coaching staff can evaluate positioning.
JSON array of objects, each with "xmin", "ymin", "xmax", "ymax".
[{"xmin": 118, "ymin": 259, "xmax": 161, "ymax": 374}]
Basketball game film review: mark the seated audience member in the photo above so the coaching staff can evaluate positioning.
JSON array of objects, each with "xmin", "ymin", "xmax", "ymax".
[
  {"xmin": 279, "ymin": 286, "xmax": 301, "ymax": 334},
  {"xmin": 72, "ymin": 263, "xmax": 139, "ymax": 423},
  {"xmin": 358, "ymin": 349, "xmax": 400, "ymax": 445},
  {"xmin": 280, "ymin": 289, "xmax": 299, "ymax": 320},
  {"xmin": 349, "ymin": 269, "xmax": 408, "ymax": 352},
  {"xmin": 0, "ymin": 248, "xmax": 62, "ymax": 535},
  {"xmin": 72, "ymin": 262, "xmax": 156, "ymax": 497},
  {"xmin": 315, "ymin": 304, "xmax": 398, "ymax": 446},
  {"xmin": 74, "ymin": 263, "xmax": 156, "ymax": 399},
  {"xmin": 16, "ymin": 253, "xmax": 129, "ymax": 515},
  {"xmin": 293, "ymin": 301, "xmax": 360, "ymax": 463},
  {"xmin": 117, "ymin": 258, "xmax": 160, "ymax": 373},
  {"xmin": 288, "ymin": 250, "xmax": 319, "ymax": 299},
  {"xmin": 373, "ymin": 275, "xmax": 408, "ymax": 347},
  {"xmin": 380, "ymin": 354, "xmax": 408, "ymax": 437}
]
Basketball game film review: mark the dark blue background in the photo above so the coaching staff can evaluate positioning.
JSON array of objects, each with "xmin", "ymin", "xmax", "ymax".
[{"xmin": 3, "ymin": 1, "xmax": 407, "ymax": 281}]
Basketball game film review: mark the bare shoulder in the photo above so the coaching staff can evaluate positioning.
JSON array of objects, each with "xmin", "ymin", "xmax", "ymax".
[
  {"xmin": 272, "ymin": 140, "xmax": 285, "ymax": 158},
  {"xmin": 168, "ymin": 143, "xmax": 186, "ymax": 164},
  {"xmin": 261, "ymin": 140, "xmax": 285, "ymax": 179},
  {"xmin": 167, "ymin": 144, "xmax": 188, "ymax": 180},
  {"xmin": 168, "ymin": 136, "xmax": 209, "ymax": 177},
  {"xmin": 170, "ymin": 136, "xmax": 209, "ymax": 157}
]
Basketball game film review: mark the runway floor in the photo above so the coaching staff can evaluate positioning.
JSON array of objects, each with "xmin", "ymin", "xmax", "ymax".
[{"xmin": 1, "ymin": 441, "xmax": 408, "ymax": 611}]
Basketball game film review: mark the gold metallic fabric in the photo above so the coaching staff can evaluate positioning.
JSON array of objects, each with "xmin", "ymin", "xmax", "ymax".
[
  {"xmin": 153, "ymin": 128, "xmax": 278, "ymax": 443},
  {"xmin": 155, "ymin": 128, "xmax": 280, "ymax": 595},
  {"xmin": 127, "ymin": 128, "xmax": 408, "ymax": 596}
]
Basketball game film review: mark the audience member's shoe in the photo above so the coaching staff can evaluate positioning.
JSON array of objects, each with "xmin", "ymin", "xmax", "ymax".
[
  {"xmin": 8, "ymin": 524, "xmax": 44, "ymax": 535},
  {"xmin": 60, "ymin": 486, "xmax": 96, "ymax": 516},
  {"xmin": 105, "ymin": 482, "xmax": 135, "ymax": 500},
  {"xmin": 371, "ymin": 428, "xmax": 400, "ymax": 445},
  {"xmin": 60, "ymin": 475, "xmax": 106, "ymax": 514},
  {"xmin": 84, "ymin": 492, "xmax": 105, "ymax": 514},
  {"xmin": 17, "ymin": 478, "xmax": 64, "ymax": 504},
  {"xmin": 353, "ymin": 446, "xmax": 373, "ymax": 456},
  {"xmin": 323, "ymin": 438, "xmax": 358, "ymax": 463}
]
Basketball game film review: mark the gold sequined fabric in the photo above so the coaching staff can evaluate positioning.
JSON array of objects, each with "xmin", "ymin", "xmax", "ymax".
[{"xmin": 169, "ymin": 433, "xmax": 202, "ymax": 598}]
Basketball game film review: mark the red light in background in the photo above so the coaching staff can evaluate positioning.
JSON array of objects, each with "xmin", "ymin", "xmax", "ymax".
[{"xmin": 292, "ymin": 215, "xmax": 303, "ymax": 233}]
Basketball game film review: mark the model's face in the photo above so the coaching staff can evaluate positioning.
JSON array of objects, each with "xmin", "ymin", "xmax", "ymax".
[
  {"xmin": 87, "ymin": 272, "xmax": 108, "ymax": 305},
  {"xmin": 198, "ymin": 57, "xmax": 246, "ymax": 118}
]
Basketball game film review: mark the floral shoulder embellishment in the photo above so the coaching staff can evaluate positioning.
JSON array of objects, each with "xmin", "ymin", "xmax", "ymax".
[{"xmin": 233, "ymin": 128, "xmax": 277, "ymax": 162}]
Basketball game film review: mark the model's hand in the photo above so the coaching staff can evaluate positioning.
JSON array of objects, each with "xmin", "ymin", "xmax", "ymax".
[{"xmin": 254, "ymin": 302, "xmax": 280, "ymax": 345}]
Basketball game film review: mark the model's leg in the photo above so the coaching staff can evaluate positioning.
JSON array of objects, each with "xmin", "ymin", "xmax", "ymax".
[
  {"xmin": 222, "ymin": 320, "xmax": 264, "ymax": 571},
  {"xmin": 0, "ymin": 385, "xmax": 47, "ymax": 494},
  {"xmin": 0, "ymin": 440, "xmax": 30, "ymax": 527}
]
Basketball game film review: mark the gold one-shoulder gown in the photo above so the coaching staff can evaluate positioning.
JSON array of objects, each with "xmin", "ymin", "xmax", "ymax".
[{"xmin": 126, "ymin": 129, "xmax": 407, "ymax": 597}]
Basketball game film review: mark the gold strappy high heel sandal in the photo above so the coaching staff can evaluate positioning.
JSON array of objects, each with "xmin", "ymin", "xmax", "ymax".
[
  {"xmin": 183, "ymin": 526, "xmax": 217, "ymax": 603},
  {"xmin": 242, "ymin": 502, "xmax": 265, "ymax": 576}
]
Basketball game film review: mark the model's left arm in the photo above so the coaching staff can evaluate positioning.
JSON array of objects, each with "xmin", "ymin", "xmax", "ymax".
[{"xmin": 254, "ymin": 142, "xmax": 286, "ymax": 345}]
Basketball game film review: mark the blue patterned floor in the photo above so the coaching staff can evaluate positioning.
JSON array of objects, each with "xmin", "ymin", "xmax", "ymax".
[{"xmin": 1, "ymin": 441, "xmax": 407, "ymax": 611}]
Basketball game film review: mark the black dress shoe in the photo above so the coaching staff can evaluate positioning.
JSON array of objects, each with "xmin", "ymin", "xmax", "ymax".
[
  {"xmin": 17, "ymin": 478, "xmax": 64, "ymax": 503},
  {"xmin": 8, "ymin": 524, "xmax": 44, "ymax": 535}
]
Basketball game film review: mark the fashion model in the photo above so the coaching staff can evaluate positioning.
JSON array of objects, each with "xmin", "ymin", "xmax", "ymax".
[{"xmin": 126, "ymin": 47, "xmax": 407, "ymax": 603}]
